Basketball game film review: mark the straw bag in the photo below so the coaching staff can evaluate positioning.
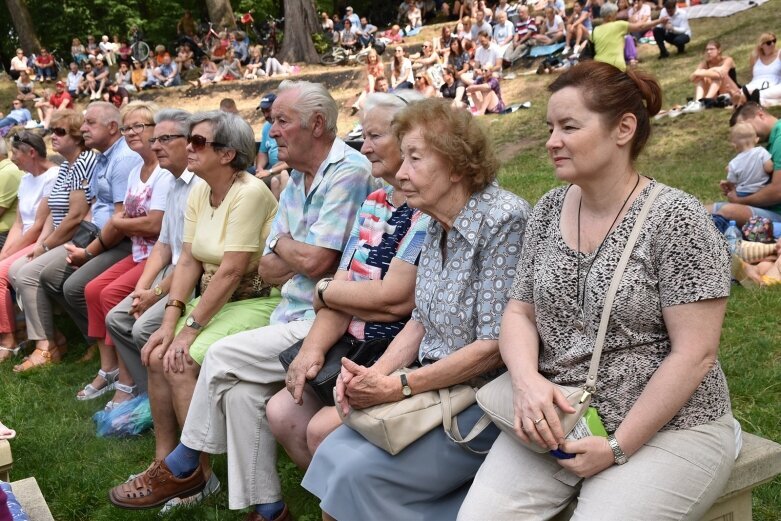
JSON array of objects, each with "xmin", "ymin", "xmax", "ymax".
[
  {"xmin": 476, "ymin": 184, "xmax": 665, "ymax": 453},
  {"xmin": 337, "ymin": 368, "xmax": 492, "ymax": 455}
]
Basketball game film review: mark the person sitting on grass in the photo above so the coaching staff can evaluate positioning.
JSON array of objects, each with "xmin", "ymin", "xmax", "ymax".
[
  {"xmin": 563, "ymin": 2, "xmax": 592, "ymax": 57},
  {"xmin": 532, "ymin": 6, "xmax": 565, "ymax": 46},
  {"xmin": 720, "ymin": 123, "xmax": 774, "ymax": 202},
  {"xmin": 34, "ymin": 81, "xmax": 73, "ymax": 130},
  {"xmin": 33, "ymin": 48, "xmax": 56, "ymax": 82},
  {"xmin": 592, "ymin": 2, "xmax": 668, "ymax": 72},
  {"xmin": 682, "ymin": 41, "xmax": 741, "ymax": 113},
  {"xmin": 709, "ymin": 102, "xmax": 781, "ymax": 226},
  {"xmin": 440, "ymin": 65, "xmax": 467, "ymax": 108},
  {"xmin": 15, "ymin": 71, "xmax": 37, "ymax": 102},
  {"xmin": 154, "ymin": 55, "xmax": 181, "ymax": 87},
  {"xmin": 0, "ymin": 100, "xmax": 32, "ymax": 131},
  {"xmin": 466, "ymin": 67, "xmax": 505, "ymax": 115},
  {"xmin": 89, "ymin": 58, "xmax": 110, "ymax": 100}
]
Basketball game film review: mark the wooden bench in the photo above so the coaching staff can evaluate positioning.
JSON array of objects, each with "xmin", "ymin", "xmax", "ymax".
[
  {"xmin": 0, "ymin": 439, "xmax": 11, "ymax": 482},
  {"xmin": 9, "ymin": 477, "xmax": 55, "ymax": 521},
  {"xmin": 553, "ymin": 432, "xmax": 781, "ymax": 521}
]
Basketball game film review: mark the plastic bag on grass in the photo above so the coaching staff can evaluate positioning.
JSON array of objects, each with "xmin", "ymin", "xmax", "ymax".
[{"xmin": 93, "ymin": 393, "xmax": 153, "ymax": 438}]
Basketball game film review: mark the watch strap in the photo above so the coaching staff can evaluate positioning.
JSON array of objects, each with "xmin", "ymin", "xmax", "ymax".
[
  {"xmin": 165, "ymin": 299, "xmax": 187, "ymax": 317},
  {"xmin": 607, "ymin": 434, "xmax": 628, "ymax": 465}
]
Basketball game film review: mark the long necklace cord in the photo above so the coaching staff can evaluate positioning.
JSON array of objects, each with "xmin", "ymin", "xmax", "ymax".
[{"xmin": 575, "ymin": 175, "xmax": 641, "ymax": 330}]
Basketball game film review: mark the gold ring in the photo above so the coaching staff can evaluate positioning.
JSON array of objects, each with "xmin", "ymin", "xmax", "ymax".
[{"xmin": 534, "ymin": 417, "xmax": 545, "ymax": 425}]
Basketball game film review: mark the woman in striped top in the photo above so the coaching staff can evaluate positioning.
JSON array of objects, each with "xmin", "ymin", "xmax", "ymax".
[{"xmin": 8, "ymin": 110, "xmax": 97, "ymax": 371}]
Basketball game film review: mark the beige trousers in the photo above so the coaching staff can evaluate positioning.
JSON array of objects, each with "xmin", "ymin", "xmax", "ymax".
[
  {"xmin": 459, "ymin": 414, "xmax": 736, "ymax": 521},
  {"xmin": 180, "ymin": 319, "xmax": 313, "ymax": 510}
]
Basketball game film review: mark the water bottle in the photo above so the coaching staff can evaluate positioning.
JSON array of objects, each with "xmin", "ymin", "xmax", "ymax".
[{"xmin": 724, "ymin": 220, "xmax": 743, "ymax": 255}]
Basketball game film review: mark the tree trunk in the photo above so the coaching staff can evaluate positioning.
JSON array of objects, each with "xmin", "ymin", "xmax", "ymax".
[
  {"xmin": 4, "ymin": 0, "xmax": 41, "ymax": 55},
  {"xmin": 278, "ymin": 0, "xmax": 320, "ymax": 64},
  {"xmin": 205, "ymin": 0, "xmax": 236, "ymax": 31}
]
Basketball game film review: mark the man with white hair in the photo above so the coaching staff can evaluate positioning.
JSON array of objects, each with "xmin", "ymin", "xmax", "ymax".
[{"xmin": 108, "ymin": 80, "xmax": 374, "ymax": 521}]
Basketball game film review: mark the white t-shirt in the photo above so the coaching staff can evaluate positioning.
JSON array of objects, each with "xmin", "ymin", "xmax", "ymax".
[
  {"xmin": 18, "ymin": 167, "xmax": 57, "ymax": 234},
  {"xmin": 727, "ymin": 146, "xmax": 772, "ymax": 194},
  {"xmin": 475, "ymin": 43, "xmax": 501, "ymax": 69},
  {"xmin": 123, "ymin": 164, "xmax": 174, "ymax": 262}
]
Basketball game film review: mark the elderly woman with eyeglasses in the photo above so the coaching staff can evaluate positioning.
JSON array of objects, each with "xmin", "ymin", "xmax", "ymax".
[
  {"xmin": 132, "ymin": 111, "xmax": 279, "ymax": 476},
  {"xmin": 8, "ymin": 111, "xmax": 98, "ymax": 370},
  {"xmin": 71, "ymin": 101, "xmax": 176, "ymax": 408}
]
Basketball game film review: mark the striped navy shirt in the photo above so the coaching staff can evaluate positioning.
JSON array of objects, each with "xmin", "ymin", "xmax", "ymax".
[{"xmin": 48, "ymin": 150, "xmax": 98, "ymax": 228}]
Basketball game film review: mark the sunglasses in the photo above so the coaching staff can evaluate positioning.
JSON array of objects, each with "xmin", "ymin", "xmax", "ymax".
[
  {"xmin": 119, "ymin": 122, "xmax": 155, "ymax": 135},
  {"xmin": 763, "ymin": 39, "xmax": 777, "ymax": 46},
  {"xmin": 149, "ymin": 134, "xmax": 186, "ymax": 145},
  {"xmin": 50, "ymin": 127, "xmax": 68, "ymax": 137},
  {"xmin": 187, "ymin": 134, "xmax": 226, "ymax": 150}
]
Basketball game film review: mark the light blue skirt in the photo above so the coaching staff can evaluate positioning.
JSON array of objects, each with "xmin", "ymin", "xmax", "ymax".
[{"xmin": 302, "ymin": 402, "xmax": 499, "ymax": 521}]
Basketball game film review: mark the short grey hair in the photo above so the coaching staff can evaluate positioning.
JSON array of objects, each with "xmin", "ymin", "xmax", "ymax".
[
  {"xmin": 277, "ymin": 80, "xmax": 338, "ymax": 136},
  {"xmin": 188, "ymin": 110, "xmax": 255, "ymax": 171},
  {"xmin": 88, "ymin": 101, "xmax": 121, "ymax": 127},
  {"xmin": 155, "ymin": 109, "xmax": 191, "ymax": 135},
  {"xmin": 600, "ymin": 2, "xmax": 618, "ymax": 17},
  {"xmin": 362, "ymin": 91, "xmax": 425, "ymax": 120}
]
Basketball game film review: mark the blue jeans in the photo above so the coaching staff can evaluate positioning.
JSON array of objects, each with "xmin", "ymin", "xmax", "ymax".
[
  {"xmin": 36, "ymin": 66, "xmax": 56, "ymax": 80},
  {"xmin": 0, "ymin": 117, "xmax": 20, "ymax": 128}
]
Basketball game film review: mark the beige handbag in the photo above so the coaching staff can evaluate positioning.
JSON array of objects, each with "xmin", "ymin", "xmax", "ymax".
[
  {"xmin": 337, "ymin": 369, "xmax": 492, "ymax": 455},
  {"xmin": 476, "ymin": 183, "xmax": 665, "ymax": 453}
]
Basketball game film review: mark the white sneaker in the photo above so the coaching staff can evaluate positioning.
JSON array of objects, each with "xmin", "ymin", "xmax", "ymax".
[
  {"xmin": 562, "ymin": 46, "xmax": 571, "ymax": 56},
  {"xmin": 158, "ymin": 472, "xmax": 221, "ymax": 515},
  {"xmin": 681, "ymin": 100, "xmax": 704, "ymax": 114}
]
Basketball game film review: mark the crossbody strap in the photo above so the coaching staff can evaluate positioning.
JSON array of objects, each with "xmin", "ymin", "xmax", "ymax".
[
  {"xmin": 440, "ymin": 387, "xmax": 492, "ymax": 454},
  {"xmin": 584, "ymin": 183, "xmax": 665, "ymax": 393}
]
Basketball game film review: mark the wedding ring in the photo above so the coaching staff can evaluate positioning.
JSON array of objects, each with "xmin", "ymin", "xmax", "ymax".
[{"xmin": 534, "ymin": 417, "xmax": 545, "ymax": 425}]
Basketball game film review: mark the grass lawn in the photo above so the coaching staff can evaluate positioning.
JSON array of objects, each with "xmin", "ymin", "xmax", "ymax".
[{"xmin": 1, "ymin": 2, "xmax": 781, "ymax": 519}]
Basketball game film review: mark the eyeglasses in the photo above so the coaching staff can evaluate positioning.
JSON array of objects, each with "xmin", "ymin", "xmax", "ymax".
[
  {"xmin": 50, "ymin": 127, "xmax": 68, "ymax": 137},
  {"xmin": 148, "ymin": 134, "xmax": 186, "ymax": 145},
  {"xmin": 187, "ymin": 134, "xmax": 226, "ymax": 150},
  {"xmin": 119, "ymin": 122, "xmax": 155, "ymax": 135},
  {"xmin": 763, "ymin": 39, "xmax": 777, "ymax": 46}
]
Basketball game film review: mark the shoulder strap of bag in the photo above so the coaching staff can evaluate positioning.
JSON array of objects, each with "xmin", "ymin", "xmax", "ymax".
[
  {"xmin": 440, "ymin": 387, "xmax": 492, "ymax": 454},
  {"xmin": 583, "ymin": 182, "xmax": 665, "ymax": 393}
]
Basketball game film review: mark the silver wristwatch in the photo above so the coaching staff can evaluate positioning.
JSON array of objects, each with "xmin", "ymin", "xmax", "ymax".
[{"xmin": 607, "ymin": 434, "xmax": 628, "ymax": 465}]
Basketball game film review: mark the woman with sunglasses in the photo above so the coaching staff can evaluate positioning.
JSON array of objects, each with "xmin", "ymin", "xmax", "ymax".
[
  {"xmin": 0, "ymin": 133, "xmax": 56, "ymax": 362},
  {"xmin": 7, "ymin": 111, "xmax": 98, "ymax": 370},
  {"xmin": 413, "ymin": 71, "xmax": 437, "ymax": 98},
  {"xmin": 740, "ymin": 33, "xmax": 781, "ymax": 107},
  {"xmin": 138, "ymin": 110, "xmax": 279, "ymax": 462},
  {"xmin": 70, "ymin": 101, "xmax": 174, "ymax": 408},
  {"xmin": 391, "ymin": 46, "xmax": 414, "ymax": 90}
]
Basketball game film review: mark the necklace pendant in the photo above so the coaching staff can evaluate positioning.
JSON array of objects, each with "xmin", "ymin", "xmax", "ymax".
[{"xmin": 574, "ymin": 309, "xmax": 585, "ymax": 331}]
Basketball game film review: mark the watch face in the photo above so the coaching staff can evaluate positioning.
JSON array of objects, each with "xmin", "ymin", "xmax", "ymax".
[
  {"xmin": 402, "ymin": 386, "xmax": 412, "ymax": 397},
  {"xmin": 154, "ymin": 286, "xmax": 163, "ymax": 296}
]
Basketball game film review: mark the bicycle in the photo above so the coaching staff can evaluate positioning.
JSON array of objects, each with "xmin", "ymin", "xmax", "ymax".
[
  {"xmin": 49, "ymin": 49, "xmax": 67, "ymax": 76},
  {"xmin": 258, "ymin": 16, "xmax": 284, "ymax": 59},
  {"xmin": 320, "ymin": 35, "xmax": 385, "ymax": 66},
  {"xmin": 130, "ymin": 29, "xmax": 150, "ymax": 63}
]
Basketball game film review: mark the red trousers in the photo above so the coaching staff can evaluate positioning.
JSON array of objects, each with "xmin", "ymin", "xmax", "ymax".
[{"xmin": 85, "ymin": 255, "xmax": 146, "ymax": 345}]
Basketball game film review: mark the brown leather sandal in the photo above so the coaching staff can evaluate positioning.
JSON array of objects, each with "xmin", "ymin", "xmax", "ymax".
[{"xmin": 13, "ymin": 345, "xmax": 65, "ymax": 373}]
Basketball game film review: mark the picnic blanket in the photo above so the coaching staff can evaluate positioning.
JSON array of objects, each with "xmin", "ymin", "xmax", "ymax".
[
  {"xmin": 529, "ymin": 42, "xmax": 566, "ymax": 58},
  {"xmin": 686, "ymin": 0, "xmax": 768, "ymax": 19}
]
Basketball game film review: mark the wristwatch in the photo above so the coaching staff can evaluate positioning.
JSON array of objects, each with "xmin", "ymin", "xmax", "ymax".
[
  {"xmin": 317, "ymin": 278, "xmax": 333, "ymax": 306},
  {"xmin": 185, "ymin": 315, "xmax": 203, "ymax": 330},
  {"xmin": 400, "ymin": 373, "xmax": 412, "ymax": 398},
  {"xmin": 268, "ymin": 234, "xmax": 281, "ymax": 253},
  {"xmin": 607, "ymin": 434, "xmax": 628, "ymax": 465},
  {"xmin": 153, "ymin": 285, "xmax": 163, "ymax": 297},
  {"xmin": 165, "ymin": 299, "xmax": 187, "ymax": 317}
]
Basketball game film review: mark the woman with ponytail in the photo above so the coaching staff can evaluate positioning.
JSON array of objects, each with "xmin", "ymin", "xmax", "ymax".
[{"xmin": 460, "ymin": 61, "xmax": 738, "ymax": 520}]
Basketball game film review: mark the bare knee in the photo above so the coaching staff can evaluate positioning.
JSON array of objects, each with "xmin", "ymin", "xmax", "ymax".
[{"xmin": 306, "ymin": 408, "xmax": 341, "ymax": 456}]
